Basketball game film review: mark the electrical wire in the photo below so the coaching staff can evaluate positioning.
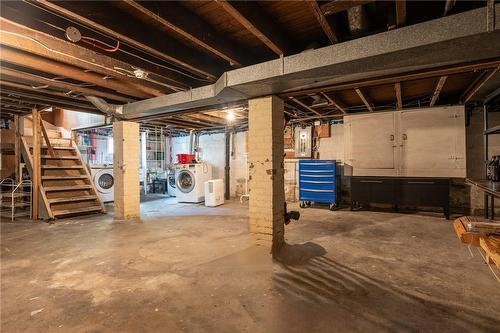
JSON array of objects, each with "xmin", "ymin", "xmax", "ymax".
[
  {"xmin": 80, "ymin": 36, "xmax": 120, "ymax": 52},
  {"xmin": 23, "ymin": 0, "xmax": 212, "ymax": 83}
]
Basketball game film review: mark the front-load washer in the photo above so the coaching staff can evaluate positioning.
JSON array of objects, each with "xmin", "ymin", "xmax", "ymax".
[
  {"xmin": 175, "ymin": 163, "xmax": 212, "ymax": 203},
  {"xmin": 90, "ymin": 164, "xmax": 114, "ymax": 202}
]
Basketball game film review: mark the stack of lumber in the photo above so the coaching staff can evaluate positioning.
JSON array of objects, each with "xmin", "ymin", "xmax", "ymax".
[{"xmin": 454, "ymin": 216, "xmax": 500, "ymax": 268}]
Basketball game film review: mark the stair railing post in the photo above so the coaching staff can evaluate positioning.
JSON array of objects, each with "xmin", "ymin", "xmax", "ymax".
[{"xmin": 32, "ymin": 107, "xmax": 41, "ymax": 220}]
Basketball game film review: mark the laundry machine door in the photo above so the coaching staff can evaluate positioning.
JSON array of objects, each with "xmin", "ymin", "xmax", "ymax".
[
  {"xmin": 94, "ymin": 169, "xmax": 114, "ymax": 194},
  {"xmin": 176, "ymin": 170, "xmax": 195, "ymax": 193}
]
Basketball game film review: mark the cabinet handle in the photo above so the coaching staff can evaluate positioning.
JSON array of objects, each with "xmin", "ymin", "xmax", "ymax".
[
  {"xmin": 407, "ymin": 181, "xmax": 435, "ymax": 184},
  {"xmin": 402, "ymin": 134, "xmax": 407, "ymax": 140},
  {"xmin": 359, "ymin": 180, "xmax": 383, "ymax": 183}
]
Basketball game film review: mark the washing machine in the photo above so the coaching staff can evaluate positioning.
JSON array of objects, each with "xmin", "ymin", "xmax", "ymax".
[
  {"xmin": 90, "ymin": 164, "xmax": 114, "ymax": 202},
  {"xmin": 167, "ymin": 173, "xmax": 176, "ymax": 197},
  {"xmin": 175, "ymin": 163, "xmax": 212, "ymax": 203}
]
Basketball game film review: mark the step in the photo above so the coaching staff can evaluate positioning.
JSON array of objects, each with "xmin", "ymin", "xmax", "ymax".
[
  {"xmin": 28, "ymin": 146, "xmax": 75, "ymax": 151},
  {"xmin": 48, "ymin": 195, "xmax": 97, "ymax": 204},
  {"xmin": 42, "ymin": 165, "xmax": 84, "ymax": 169},
  {"xmin": 52, "ymin": 205, "xmax": 103, "ymax": 217},
  {"xmin": 41, "ymin": 155, "xmax": 79, "ymax": 160},
  {"xmin": 42, "ymin": 175, "xmax": 88, "ymax": 180},
  {"xmin": 44, "ymin": 185, "xmax": 92, "ymax": 192}
]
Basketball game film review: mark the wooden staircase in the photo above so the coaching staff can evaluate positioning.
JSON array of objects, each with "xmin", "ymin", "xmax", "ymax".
[{"xmin": 20, "ymin": 118, "xmax": 105, "ymax": 220}]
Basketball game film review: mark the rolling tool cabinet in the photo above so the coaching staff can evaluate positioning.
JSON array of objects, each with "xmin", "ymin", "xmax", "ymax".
[{"xmin": 299, "ymin": 160, "xmax": 338, "ymax": 210}]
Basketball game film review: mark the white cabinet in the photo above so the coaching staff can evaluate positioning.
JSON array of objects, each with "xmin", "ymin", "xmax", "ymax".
[{"xmin": 344, "ymin": 106, "xmax": 466, "ymax": 178}]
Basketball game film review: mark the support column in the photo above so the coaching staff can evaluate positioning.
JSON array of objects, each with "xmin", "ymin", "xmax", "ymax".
[
  {"xmin": 32, "ymin": 108, "xmax": 41, "ymax": 220},
  {"xmin": 248, "ymin": 96, "xmax": 285, "ymax": 253},
  {"xmin": 113, "ymin": 121, "xmax": 140, "ymax": 220}
]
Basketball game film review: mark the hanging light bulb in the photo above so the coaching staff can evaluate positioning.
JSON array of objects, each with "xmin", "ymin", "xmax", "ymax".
[{"xmin": 226, "ymin": 110, "xmax": 235, "ymax": 122}]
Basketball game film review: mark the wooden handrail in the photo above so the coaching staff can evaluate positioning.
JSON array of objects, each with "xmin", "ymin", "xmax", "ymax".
[{"xmin": 39, "ymin": 118, "xmax": 54, "ymax": 157}]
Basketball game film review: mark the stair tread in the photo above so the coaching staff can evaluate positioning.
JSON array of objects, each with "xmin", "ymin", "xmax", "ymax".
[
  {"xmin": 41, "ymin": 155, "xmax": 79, "ymax": 159},
  {"xmin": 48, "ymin": 195, "xmax": 97, "ymax": 203},
  {"xmin": 42, "ymin": 175, "xmax": 88, "ymax": 180},
  {"xmin": 52, "ymin": 205, "xmax": 103, "ymax": 216},
  {"xmin": 44, "ymin": 185, "xmax": 92, "ymax": 191},
  {"xmin": 42, "ymin": 165, "xmax": 83, "ymax": 169}
]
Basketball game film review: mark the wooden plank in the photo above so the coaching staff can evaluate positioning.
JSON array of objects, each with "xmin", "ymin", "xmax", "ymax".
[
  {"xmin": 216, "ymin": 0, "xmax": 292, "ymax": 56},
  {"xmin": 395, "ymin": 0, "xmax": 406, "ymax": 27},
  {"xmin": 480, "ymin": 235, "xmax": 500, "ymax": 268},
  {"xmin": 31, "ymin": 107, "xmax": 41, "ymax": 220},
  {"xmin": 429, "ymin": 76, "xmax": 448, "ymax": 107},
  {"xmin": 41, "ymin": 155, "xmax": 79, "ymax": 160},
  {"xmin": 48, "ymin": 195, "xmax": 98, "ymax": 204},
  {"xmin": 44, "ymin": 185, "xmax": 92, "ymax": 192},
  {"xmin": 14, "ymin": 115, "xmax": 20, "ymax": 182},
  {"xmin": 355, "ymin": 88, "xmax": 374, "ymax": 112},
  {"xmin": 395, "ymin": 82, "xmax": 403, "ymax": 110},
  {"xmin": 0, "ymin": 47, "xmax": 153, "ymax": 99},
  {"xmin": 33, "ymin": 0, "xmax": 222, "ymax": 81},
  {"xmin": 289, "ymin": 97, "xmax": 322, "ymax": 116},
  {"xmin": 42, "ymin": 175, "xmax": 87, "ymax": 180},
  {"xmin": 320, "ymin": 92, "xmax": 347, "ymax": 114},
  {"xmin": 120, "ymin": 1, "xmax": 251, "ymax": 67},
  {"xmin": 307, "ymin": 0, "xmax": 338, "ymax": 44},
  {"xmin": 39, "ymin": 118, "xmax": 55, "ymax": 157},
  {"xmin": 52, "ymin": 205, "xmax": 103, "ymax": 216},
  {"xmin": 0, "ymin": 68, "xmax": 134, "ymax": 103},
  {"xmin": 321, "ymin": 0, "xmax": 375, "ymax": 16},
  {"xmin": 460, "ymin": 67, "xmax": 500, "ymax": 104},
  {"xmin": 453, "ymin": 216, "xmax": 481, "ymax": 246},
  {"xmin": 41, "ymin": 165, "xmax": 84, "ymax": 169}
]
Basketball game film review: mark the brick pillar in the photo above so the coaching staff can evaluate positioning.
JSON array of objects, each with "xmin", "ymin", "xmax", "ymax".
[
  {"xmin": 248, "ymin": 96, "xmax": 285, "ymax": 253},
  {"xmin": 113, "ymin": 121, "xmax": 140, "ymax": 220}
]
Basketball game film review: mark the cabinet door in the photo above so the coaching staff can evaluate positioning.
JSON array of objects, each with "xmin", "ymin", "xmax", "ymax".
[
  {"xmin": 399, "ymin": 106, "xmax": 466, "ymax": 177},
  {"xmin": 344, "ymin": 112, "xmax": 397, "ymax": 176}
]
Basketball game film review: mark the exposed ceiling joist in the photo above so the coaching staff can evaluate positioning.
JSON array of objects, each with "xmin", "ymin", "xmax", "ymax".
[
  {"xmin": 0, "ymin": 47, "xmax": 152, "ymax": 99},
  {"xmin": 395, "ymin": 0, "xmax": 407, "ymax": 27},
  {"xmin": 0, "ymin": 80, "xmax": 89, "ymax": 103},
  {"xmin": 321, "ymin": 0, "xmax": 376, "ymax": 16},
  {"xmin": 32, "ymin": 0, "xmax": 223, "ymax": 81},
  {"xmin": 320, "ymin": 92, "xmax": 347, "ymax": 114},
  {"xmin": 460, "ymin": 67, "xmax": 500, "ymax": 104},
  {"xmin": 429, "ymin": 76, "xmax": 448, "ymax": 107},
  {"xmin": 0, "ymin": 67, "xmax": 134, "ymax": 103},
  {"xmin": 216, "ymin": 0, "xmax": 293, "ymax": 56},
  {"xmin": 0, "ymin": 17, "xmax": 173, "ymax": 96},
  {"xmin": 282, "ymin": 58, "xmax": 500, "ymax": 97},
  {"xmin": 289, "ymin": 97, "xmax": 322, "ymax": 116},
  {"xmin": 395, "ymin": 82, "xmax": 403, "ymax": 110},
  {"xmin": 119, "ymin": 1, "xmax": 252, "ymax": 67},
  {"xmin": 307, "ymin": 0, "xmax": 338, "ymax": 44},
  {"xmin": 1, "ymin": 90, "xmax": 96, "ymax": 112},
  {"xmin": 355, "ymin": 88, "xmax": 374, "ymax": 112}
]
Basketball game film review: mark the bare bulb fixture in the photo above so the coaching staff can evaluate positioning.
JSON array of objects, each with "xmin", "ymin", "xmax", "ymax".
[{"xmin": 226, "ymin": 111, "xmax": 235, "ymax": 122}]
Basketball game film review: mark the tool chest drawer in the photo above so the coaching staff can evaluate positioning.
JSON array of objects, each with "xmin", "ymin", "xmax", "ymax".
[{"xmin": 299, "ymin": 160, "xmax": 338, "ymax": 210}]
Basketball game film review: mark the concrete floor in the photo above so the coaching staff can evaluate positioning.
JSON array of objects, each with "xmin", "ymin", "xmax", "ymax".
[{"xmin": 1, "ymin": 197, "xmax": 499, "ymax": 333}]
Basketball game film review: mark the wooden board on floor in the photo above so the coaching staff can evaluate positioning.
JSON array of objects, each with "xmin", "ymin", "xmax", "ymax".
[{"xmin": 480, "ymin": 235, "xmax": 500, "ymax": 269}]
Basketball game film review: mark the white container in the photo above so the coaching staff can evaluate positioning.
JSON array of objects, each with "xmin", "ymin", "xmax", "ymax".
[{"xmin": 205, "ymin": 179, "xmax": 224, "ymax": 207}]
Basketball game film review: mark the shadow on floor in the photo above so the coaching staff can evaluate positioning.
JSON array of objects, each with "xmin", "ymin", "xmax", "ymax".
[{"xmin": 273, "ymin": 248, "xmax": 500, "ymax": 332}]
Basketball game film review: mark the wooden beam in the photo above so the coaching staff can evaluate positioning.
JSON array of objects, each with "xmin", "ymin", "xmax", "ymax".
[
  {"xmin": 429, "ymin": 76, "xmax": 448, "ymax": 107},
  {"xmin": 394, "ymin": 82, "xmax": 403, "ymax": 110},
  {"xmin": 307, "ymin": 0, "xmax": 338, "ymax": 44},
  {"xmin": 0, "ymin": 80, "xmax": 92, "ymax": 103},
  {"xmin": 289, "ymin": 97, "xmax": 322, "ymax": 116},
  {"xmin": 461, "ymin": 67, "xmax": 500, "ymax": 104},
  {"xmin": 321, "ymin": 92, "xmax": 347, "ymax": 114},
  {"xmin": 39, "ymin": 119, "xmax": 55, "ymax": 157},
  {"xmin": 1, "ymin": 89, "xmax": 96, "ymax": 111},
  {"xmin": 0, "ymin": 17, "xmax": 170, "ymax": 96},
  {"xmin": 32, "ymin": 107, "xmax": 41, "ymax": 220},
  {"xmin": 281, "ymin": 58, "xmax": 500, "ymax": 97},
  {"xmin": 216, "ymin": 0, "xmax": 292, "ymax": 56},
  {"xmin": 119, "ymin": 1, "xmax": 252, "ymax": 67},
  {"xmin": 321, "ymin": 0, "xmax": 376, "ymax": 16},
  {"xmin": 14, "ymin": 115, "xmax": 20, "ymax": 182},
  {"xmin": 395, "ymin": 0, "xmax": 406, "ymax": 27},
  {"xmin": 0, "ymin": 67, "xmax": 134, "ymax": 103},
  {"xmin": 33, "ymin": 0, "xmax": 223, "ymax": 81},
  {"xmin": 355, "ymin": 88, "xmax": 374, "ymax": 112},
  {"xmin": 0, "ymin": 47, "xmax": 151, "ymax": 99}
]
